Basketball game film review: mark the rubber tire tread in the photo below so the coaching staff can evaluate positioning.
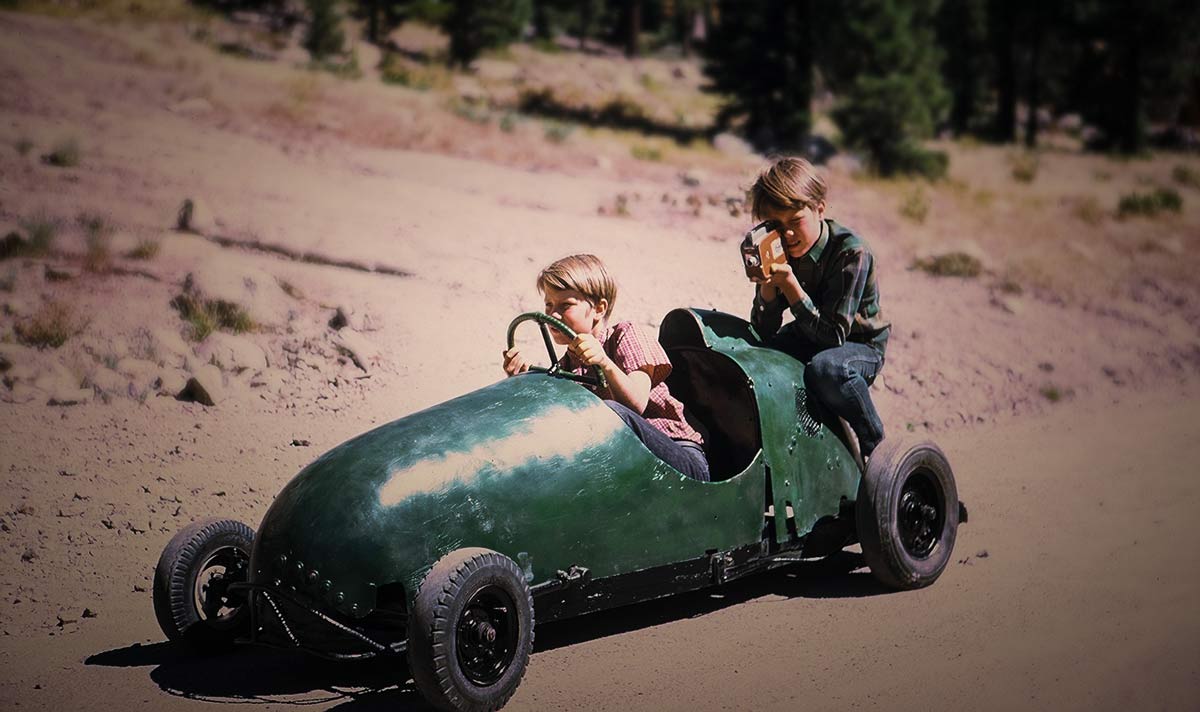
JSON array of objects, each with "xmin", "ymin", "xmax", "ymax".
[
  {"xmin": 408, "ymin": 548, "xmax": 534, "ymax": 712},
  {"xmin": 856, "ymin": 438, "xmax": 959, "ymax": 590},
  {"xmin": 152, "ymin": 517, "xmax": 254, "ymax": 648}
]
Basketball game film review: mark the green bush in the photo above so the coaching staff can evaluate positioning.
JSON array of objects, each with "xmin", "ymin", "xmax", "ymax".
[
  {"xmin": 445, "ymin": 0, "xmax": 531, "ymax": 68},
  {"xmin": 14, "ymin": 214, "xmax": 61, "ymax": 257},
  {"xmin": 1117, "ymin": 187, "xmax": 1183, "ymax": 218}
]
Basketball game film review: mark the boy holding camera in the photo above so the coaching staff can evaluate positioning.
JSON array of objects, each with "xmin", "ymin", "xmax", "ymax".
[
  {"xmin": 503, "ymin": 254, "xmax": 709, "ymax": 482},
  {"xmin": 746, "ymin": 157, "xmax": 890, "ymax": 459}
]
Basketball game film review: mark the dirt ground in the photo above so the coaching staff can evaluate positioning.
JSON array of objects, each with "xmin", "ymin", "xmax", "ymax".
[{"xmin": 1, "ymin": 10, "xmax": 1199, "ymax": 712}]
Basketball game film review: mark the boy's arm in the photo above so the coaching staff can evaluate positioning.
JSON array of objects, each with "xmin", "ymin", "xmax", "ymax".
[
  {"xmin": 569, "ymin": 332, "xmax": 654, "ymax": 413},
  {"xmin": 751, "ymin": 284, "xmax": 786, "ymax": 338},
  {"xmin": 784, "ymin": 248, "xmax": 872, "ymax": 347}
]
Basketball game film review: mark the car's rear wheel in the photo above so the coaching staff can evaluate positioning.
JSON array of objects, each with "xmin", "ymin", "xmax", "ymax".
[
  {"xmin": 152, "ymin": 518, "xmax": 254, "ymax": 650},
  {"xmin": 856, "ymin": 438, "xmax": 959, "ymax": 589},
  {"xmin": 408, "ymin": 548, "xmax": 534, "ymax": 712}
]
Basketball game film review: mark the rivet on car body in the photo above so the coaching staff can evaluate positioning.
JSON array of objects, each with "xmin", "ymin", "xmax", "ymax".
[
  {"xmin": 350, "ymin": 603, "xmax": 359, "ymax": 614},
  {"xmin": 278, "ymin": 553, "xmax": 288, "ymax": 565},
  {"xmin": 307, "ymin": 569, "xmax": 319, "ymax": 583},
  {"xmin": 335, "ymin": 592, "xmax": 345, "ymax": 604},
  {"xmin": 322, "ymin": 579, "xmax": 332, "ymax": 591},
  {"xmin": 295, "ymin": 561, "xmax": 305, "ymax": 574}
]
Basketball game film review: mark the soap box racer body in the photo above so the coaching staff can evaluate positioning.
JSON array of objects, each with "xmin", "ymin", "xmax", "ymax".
[{"xmin": 153, "ymin": 308, "xmax": 964, "ymax": 712}]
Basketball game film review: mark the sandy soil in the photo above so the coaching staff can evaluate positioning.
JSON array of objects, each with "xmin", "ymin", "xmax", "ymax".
[{"xmin": 1, "ymin": 10, "xmax": 1199, "ymax": 711}]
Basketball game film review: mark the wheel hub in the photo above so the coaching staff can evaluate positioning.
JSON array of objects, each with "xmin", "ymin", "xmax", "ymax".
[
  {"xmin": 898, "ymin": 470, "xmax": 944, "ymax": 559},
  {"xmin": 456, "ymin": 586, "xmax": 518, "ymax": 687}
]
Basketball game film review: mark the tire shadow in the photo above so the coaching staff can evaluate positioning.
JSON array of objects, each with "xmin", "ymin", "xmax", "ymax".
[{"xmin": 85, "ymin": 553, "xmax": 884, "ymax": 709}]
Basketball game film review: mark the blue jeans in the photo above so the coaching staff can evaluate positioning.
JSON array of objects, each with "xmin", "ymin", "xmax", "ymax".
[
  {"xmin": 603, "ymin": 400, "xmax": 711, "ymax": 482},
  {"xmin": 771, "ymin": 337, "xmax": 885, "ymax": 457}
]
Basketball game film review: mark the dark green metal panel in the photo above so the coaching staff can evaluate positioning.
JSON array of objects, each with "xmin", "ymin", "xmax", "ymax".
[
  {"xmin": 251, "ymin": 374, "xmax": 765, "ymax": 618},
  {"xmin": 670, "ymin": 309, "xmax": 861, "ymax": 546}
]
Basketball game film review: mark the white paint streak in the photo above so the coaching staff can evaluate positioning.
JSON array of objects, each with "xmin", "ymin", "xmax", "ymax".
[{"xmin": 377, "ymin": 405, "xmax": 622, "ymax": 506}]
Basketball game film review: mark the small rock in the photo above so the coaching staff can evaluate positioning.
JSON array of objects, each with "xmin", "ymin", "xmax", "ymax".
[
  {"xmin": 169, "ymin": 97, "xmax": 213, "ymax": 115},
  {"xmin": 990, "ymin": 295, "xmax": 1023, "ymax": 315},
  {"xmin": 179, "ymin": 364, "xmax": 225, "ymax": 406},
  {"xmin": 155, "ymin": 368, "xmax": 189, "ymax": 395},
  {"xmin": 81, "ymin": 608, "xmax": 97, "ymax": 618},
  {"xmin": 196, "ymin": 332, "xmax": 268, "ymax": 372},
  {"xmin": 88, "ymin": 366, "xmax": 129, "ymax": 395},
  {"xmin": 176, "ymin": 198, "xmax": 217, "ymax": 234},
  {"xmin": 21, "ymin": 547, "xmax": 37, "ymax": 562},
  {"xmin": 290, "ymin": 438, "xmax": 310, "ymax": 447},
  {"xmin": 328, "ymin": 306, "xmax": 350, "ymax": 330},
  {"xmin": 679, "ymin": 169, "xmax": 706, "ymax": 187},
  {"xmin": 976, "ymin": 550, "xmax": 989, "ymax": 558},
  {"xmin": 0, "ymin": 230, "xmax": 27, "ymax": 259},
  {"xmin": 333, "ymin": 330, "xmax": 380, "ymax": 373}
]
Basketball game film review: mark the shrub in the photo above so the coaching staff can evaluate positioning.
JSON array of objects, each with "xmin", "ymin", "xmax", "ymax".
[
  {"xmin": 1010, "ymin": 152, "xmax": 1038, "ymax": 183},
  {"xmin": 42, "ymin": 138, "xmax": 80, "ymax": 168},
  {"xmin": 15, "ymin": 301, "xmax": 84, "ymax": 349},
  {"xmin": 543, "ymin": 121, "xmax": 574, "ymax": 144},
  {"xmin": 78, "ymin": 212, "xmax": 114, "ymax": 272},
  {"xmin": 17, "ymin": 214, "xmax": 61, "ymax": 256},
  {"xmin": 171, "ymin": 294, "xmax": 255, "ymax": 341},
  {"xmin": 899, "ymin": 186, "xmax": 929, "ymax": 223},
  {"xmin": 1039, "ymin": 385, "xmax": 1061, "ymax": 402},
  {"xmin": 380, "ymin": 54, "xmax": 448, "ymax": 91},
  {"xmin": 126, "ymin": 239, "xmax": 160, "ymax": 260},
  {"xmin": 913, "ymin": 252, "xmax": 982, "ymax": 278},
  {"xmin": 1172, "ymin": 164, "xmax": 1199, "ymax": 189},
  {"xmin": 631, "ymin": 145, "xmax": 663, "ymax": 162},
  {"xmin": 1117, "ymin": 187, "xmax": 1183, "ymax": 218},
  {"xmin": 1071, "ymin": 196, "xmax": 1105, "ymax": 225}
]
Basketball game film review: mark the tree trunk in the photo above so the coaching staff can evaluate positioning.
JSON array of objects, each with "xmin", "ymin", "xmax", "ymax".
[
  {"xmin": 625, "ymin": 0, "xmax": 642, "ymax": 57},
  {"xmin": 990, "ymin": 0, "xmax": 1017, "ymax": 142},
  {"xmin": 1024, "ymin": 8, "xmax": 1042, "ymax": 149}
]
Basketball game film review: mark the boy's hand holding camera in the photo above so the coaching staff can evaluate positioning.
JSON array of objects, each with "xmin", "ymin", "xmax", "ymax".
[{"xmin": 749, "ymin": 228, "xmax": 808, "ymax": 307}]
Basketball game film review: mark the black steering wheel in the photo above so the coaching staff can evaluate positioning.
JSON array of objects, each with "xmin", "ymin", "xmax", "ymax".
[{"xmin": 506, "ymin": 312, "xmax": 608, "ymax": 389}]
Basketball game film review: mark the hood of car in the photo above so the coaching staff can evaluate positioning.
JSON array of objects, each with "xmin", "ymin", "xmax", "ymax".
[{"xmin": 248, "ymin": 373, "xmax": 618, "ymax": 617}]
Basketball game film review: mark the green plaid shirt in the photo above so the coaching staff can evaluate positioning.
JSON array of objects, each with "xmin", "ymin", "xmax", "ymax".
[{"xmin": 750, "ymin": 219, "xmax": 890, "ymax": 356}]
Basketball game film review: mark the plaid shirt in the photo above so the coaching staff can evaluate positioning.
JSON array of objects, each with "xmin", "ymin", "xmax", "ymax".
[
  {"xmin": 751, "ymin": 219, "xmax": 890, "ymax": 356},
  {"xmin": 559, "ymin": 321, "xmax": 703, "ymax": 446}
]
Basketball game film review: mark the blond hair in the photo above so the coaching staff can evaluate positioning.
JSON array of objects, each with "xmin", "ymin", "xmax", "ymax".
[
  {"xmin": 536, "ymin": 254, "xmax": 618, "ymax": 315},
  {"xmin": 750, "ymin": 157, "xmax": 828, "ymax": 220}
]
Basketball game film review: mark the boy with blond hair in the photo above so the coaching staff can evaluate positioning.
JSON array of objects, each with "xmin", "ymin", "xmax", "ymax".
[
  {"xmin": 748, "ymin": 157, "xmax": 891, "ymax": 458},
  {"xmin": 503, "ymin": 254, "xmax": 709, "ymax": 482}
]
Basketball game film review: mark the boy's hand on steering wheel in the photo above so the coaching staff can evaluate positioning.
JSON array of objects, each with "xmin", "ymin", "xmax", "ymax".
[
  {"xmin": 568, "ymin": 333, "xmax": 610, "ymax": 369},
  {"xmin": 502, "ymin": 347, "xmax": 531, "ymax": 376}
]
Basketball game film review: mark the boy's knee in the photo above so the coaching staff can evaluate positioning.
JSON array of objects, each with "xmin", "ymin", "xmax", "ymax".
[{"xmin": 804, "ymin": 351, "xmax": 843, "ymax": 394}]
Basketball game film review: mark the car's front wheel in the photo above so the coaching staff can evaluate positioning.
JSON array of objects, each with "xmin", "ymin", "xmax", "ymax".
[
  {"xmin": 152, "ymin": 518, "xmax": 254, "ymax": 650},
  {"xmin": 408, "ymin": 548, "xmax": 534, "ymax": 712},
  {"xmin": 856, "ymin": 438, "xmax": 959, "ymax": 589}
]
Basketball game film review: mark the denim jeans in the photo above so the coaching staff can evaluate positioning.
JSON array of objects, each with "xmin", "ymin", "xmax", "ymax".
[
  {"xmin": 770, "ymin": 335, "xmax": 886, "ymax": 457},
  {"xmin": 603, "ymin": 400, "xmax": 711, "ymax": 482}
]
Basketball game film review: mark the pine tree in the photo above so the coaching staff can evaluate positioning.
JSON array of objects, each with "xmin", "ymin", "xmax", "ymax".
[
  {"xmin": 444, "ymin": 0, "xmax": 533, "ymax": 68},
  {"xmin": 305, "ymin": 0, "xmax": 346, "ymax": 61},
  {"xmin": 702, "ymin": 0, "xmax": 814, "ymax": 153},
  {"xmin": 824, "ymin": 0, "xmax": 949, "ymax": 177}
]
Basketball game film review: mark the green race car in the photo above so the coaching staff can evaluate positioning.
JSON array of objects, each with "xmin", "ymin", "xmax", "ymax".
[{"xmin": 152, "ymin": 308, "xmax": 965, "ymax": 712}]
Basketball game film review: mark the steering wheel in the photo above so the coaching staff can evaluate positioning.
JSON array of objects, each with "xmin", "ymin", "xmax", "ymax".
[{"xmin": 506, "ymin": 312, "xmax": 608, "ymax": 390}]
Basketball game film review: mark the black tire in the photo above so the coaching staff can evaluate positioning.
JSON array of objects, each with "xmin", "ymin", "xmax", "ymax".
[
  {"xmin": 408, "ymin": 548, "xmax": 535, "ymax": 712},
  {"xmin": 856, "ymin": 438, "xmax": 959, "ymax": 590},
  {"xmin": 152, "ymin": 517, "xmax": 254, "ymax": 650}
]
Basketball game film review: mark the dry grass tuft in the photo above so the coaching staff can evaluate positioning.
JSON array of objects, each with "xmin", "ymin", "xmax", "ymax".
[
  {"xmin": 899, "ymin": 186, "xmax": 930, "ymax": 223},
  {"xmin": 171, "ymin": 294, "xmax": 255, "ymax": 341},
  {"xmin": 78, "ymin": 212, "xmax": 114, "ymax": 272},
  {"xmin": 913, "ymin": 252, "xmax": 983, "ymax": 278},
  {"xmin": 125, "ymin": 238, "xmax": 161, "ymax": 260},
  {"xmin": 15, "ymin": 301, "xmax": 86, "ymax": 349}
]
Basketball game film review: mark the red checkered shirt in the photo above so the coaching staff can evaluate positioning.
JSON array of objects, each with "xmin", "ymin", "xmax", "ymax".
[{"xmin": 559, "ymin": 321, "xmax": 703, "ymax": 446}]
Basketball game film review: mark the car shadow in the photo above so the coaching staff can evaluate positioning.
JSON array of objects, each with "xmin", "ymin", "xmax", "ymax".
[
  {"xmin": 85, "ymin": 643, "xmax": 436, "ymax": 710},
  {"xmin": 86, "ymin": 553, "xmax": 884, "ymax": 709},
  {"xmin": 534, "ymin": 551, "xmax": 888, "ymax": 653}
]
